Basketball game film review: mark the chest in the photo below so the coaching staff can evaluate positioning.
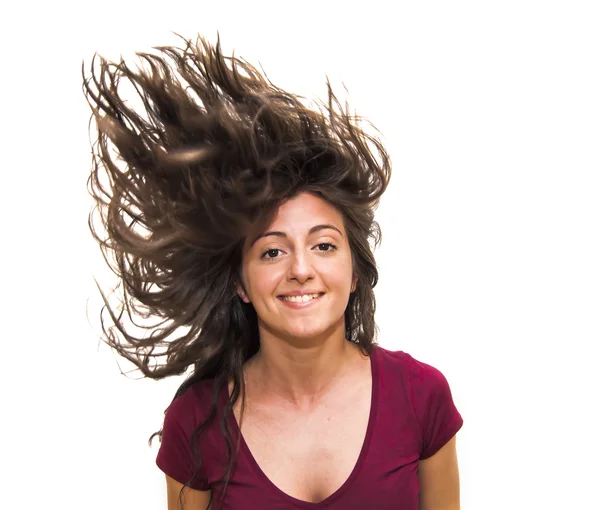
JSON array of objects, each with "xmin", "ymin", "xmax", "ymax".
[{"xmin": 234, "ymin": 380, "xmax": 372, "ymax": 504}]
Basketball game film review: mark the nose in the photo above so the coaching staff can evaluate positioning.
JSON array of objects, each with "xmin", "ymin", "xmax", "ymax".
[{"xmin": 286, "ymin": 249, "xmax": 316, "ymax": 283}]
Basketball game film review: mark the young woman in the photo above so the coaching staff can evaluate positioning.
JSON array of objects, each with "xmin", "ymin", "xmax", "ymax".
[{"xmin": 83, "ymin": 35, "xmax": 463, "ymax": 510}]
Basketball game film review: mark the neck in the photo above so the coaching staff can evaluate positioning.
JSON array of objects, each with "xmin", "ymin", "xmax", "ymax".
[{"xmin": 247, "ymin": 334, "xmax": 360, "ymax": 409}]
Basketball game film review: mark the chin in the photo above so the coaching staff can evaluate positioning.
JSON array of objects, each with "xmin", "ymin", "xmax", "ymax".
[
  {"xmin": 283, "ymin": 320, "xmax": 343, "ymax": 342},
  {"xmin": 259, "ymin": 314, "xmax": 346, "ymax": 344}
]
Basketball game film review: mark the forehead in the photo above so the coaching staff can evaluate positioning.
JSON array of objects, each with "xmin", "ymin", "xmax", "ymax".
[{"xmin": 267, "ymin": 192, "xmax": 345, "ymax": 231}]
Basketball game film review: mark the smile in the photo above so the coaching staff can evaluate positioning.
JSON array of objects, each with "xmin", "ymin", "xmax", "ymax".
[{"xmin": 278, "ymin": 293, "xmax": 325, "ymax": 306}]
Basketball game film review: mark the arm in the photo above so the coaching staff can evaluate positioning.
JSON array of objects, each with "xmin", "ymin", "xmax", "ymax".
[
  {"xmin": 166, "ymin": 474, "xmax": 212, "ymax": 510},
  {"xmin": 418, "ymin": 434, "xmax": 460, "ymax": 510}
]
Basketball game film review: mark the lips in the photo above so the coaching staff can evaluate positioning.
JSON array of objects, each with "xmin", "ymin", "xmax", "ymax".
[
  {"xmin": 277, "ymin": 292, "xmax": 325, "ymax": 307},
  {"xmin": 278, "ymin": 292, "xmax": 323, "ymax": 299},
  {"xmin": 278, "ymin": 291, "xmax": 325, "ymax": 297}
]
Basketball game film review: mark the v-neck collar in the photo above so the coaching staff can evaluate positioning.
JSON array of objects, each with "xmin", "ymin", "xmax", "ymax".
[{"xmin": 222, "ymin": 344, "xmax": 380, "ymax": 508}]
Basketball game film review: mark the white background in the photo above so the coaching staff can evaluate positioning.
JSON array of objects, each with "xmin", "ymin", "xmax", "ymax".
[{"xmin": 1, "ymin": 1, "xmax": 598, "ymax": 508}]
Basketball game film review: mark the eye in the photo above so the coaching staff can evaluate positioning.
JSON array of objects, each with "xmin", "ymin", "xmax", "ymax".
[
  {"xmin": 314, "ymin": 243, "xmax": 337, "ymax": 252},
  {"xmin": 261, "ymin": 248, "xmax": 283, "ymax": 260}
]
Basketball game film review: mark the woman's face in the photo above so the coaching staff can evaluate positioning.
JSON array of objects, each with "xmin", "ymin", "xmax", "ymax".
[{"xmin": 238, "ymin": 192, "xmax": 356, "ymax": 345}]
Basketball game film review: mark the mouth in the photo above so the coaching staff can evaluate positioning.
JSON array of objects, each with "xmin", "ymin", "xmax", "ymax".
[{"xmin": 277, "ymin": 292, "xmax": 325, "ymax": 306}]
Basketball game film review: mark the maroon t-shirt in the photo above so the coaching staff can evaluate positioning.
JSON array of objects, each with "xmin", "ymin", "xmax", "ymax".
[{"xmin": 156, "ymin": 345, "xmax": 463, "ymax": 509}]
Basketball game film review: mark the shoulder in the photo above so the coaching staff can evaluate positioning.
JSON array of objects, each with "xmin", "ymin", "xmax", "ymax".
[
  {"xmin": 156, "ymin": 378, "xmax": 222, "ymax": 490},
  {"xmin": 374, "ymin": 344, "xmax": 449, "ymax": 387},
  {"xmin": 373, "ymin": 344, "xmax": 463, "ymax": 459},
  {"xmin": 163, "ymin": 378, "xmax": 219, "ymax": 432}
]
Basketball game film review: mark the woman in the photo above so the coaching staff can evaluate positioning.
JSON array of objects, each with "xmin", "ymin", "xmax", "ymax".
[{"xmin": 83, "ymin": 35, "xmax": 463, "ymax": 510}]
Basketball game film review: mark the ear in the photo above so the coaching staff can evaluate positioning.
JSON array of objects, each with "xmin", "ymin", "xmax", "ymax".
[
  {"xmin": 351, "ymin": 274, "xmax": 358, "ymax": 293},
  {"xmin": 236, "ymin": 281, "xmax": 251, "ymax": 303}
]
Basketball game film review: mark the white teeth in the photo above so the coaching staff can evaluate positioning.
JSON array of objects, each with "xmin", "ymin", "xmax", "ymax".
[{"xmin": 281, "ymin": 293, "xmax": 321, "ymax": 303}]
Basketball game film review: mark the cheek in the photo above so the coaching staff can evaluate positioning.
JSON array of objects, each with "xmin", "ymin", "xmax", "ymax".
[
  {"xmin": 324, "ymin": 257, "xmax": 355, "ymax": 290},
  {"xmin": 246, "ymin": 264, "xmax": 283, "ymax": 298}
]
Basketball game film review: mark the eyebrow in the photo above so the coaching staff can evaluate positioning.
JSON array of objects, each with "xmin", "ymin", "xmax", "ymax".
[{"xmin": 251, "ymin": 224, "xmax": 344, "ymax": 247}]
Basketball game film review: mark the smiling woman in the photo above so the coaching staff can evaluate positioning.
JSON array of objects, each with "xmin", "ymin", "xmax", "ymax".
[
  {"xmin": 83, "ymin": 35, "xmax": 463, "ymax": 510},
  {"xmin": 236, "ymin": 193, "xmax": 356, "ymax": 348}
]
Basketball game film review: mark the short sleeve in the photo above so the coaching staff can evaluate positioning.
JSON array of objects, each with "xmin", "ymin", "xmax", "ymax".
[
  {"xmin": 155, "ymin": 392, "xmax": 210, "ymax": 491},
  {"xmin": 403, "ymin": 354, "xmax": 463, "ymax": 460}
]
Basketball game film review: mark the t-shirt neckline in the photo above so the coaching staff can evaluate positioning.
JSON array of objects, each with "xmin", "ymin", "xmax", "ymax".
[{"xmin": 223, "ymin": 344, "xmax": 381, "ymax": 508}]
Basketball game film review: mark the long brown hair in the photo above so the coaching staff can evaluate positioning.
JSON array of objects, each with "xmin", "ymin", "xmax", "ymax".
[{"xmin": 82, "ymin": 34, "xmax": 391, "ymax": 509}]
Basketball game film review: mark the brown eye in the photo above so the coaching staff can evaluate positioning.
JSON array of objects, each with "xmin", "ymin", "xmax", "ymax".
[
  {"xmin": 261, "ymin": 248, "xmax": 282, "ymax": 259},
  {"xmin": 315, "ymin": 243, "xmax": 337, "ymax": 252}
]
